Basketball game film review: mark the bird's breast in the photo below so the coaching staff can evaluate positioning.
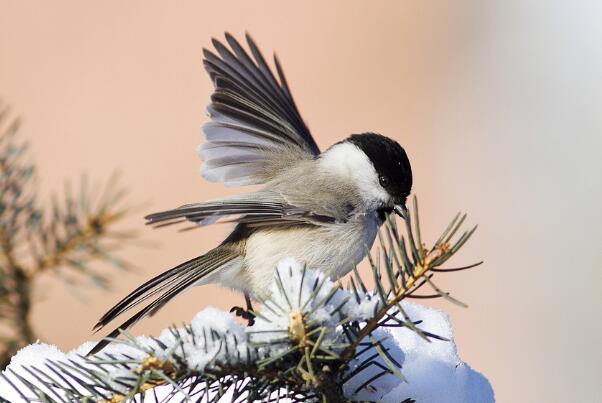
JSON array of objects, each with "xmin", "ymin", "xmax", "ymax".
[{"xmin": 242, "ymin": 211, "xmax": 381, "ymax": 299}]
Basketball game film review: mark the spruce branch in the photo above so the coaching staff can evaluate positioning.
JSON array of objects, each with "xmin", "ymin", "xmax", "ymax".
[
  {"xmin": 0, "ymin": 196, "xmax": 483, "ymax": 402},
  {"xmin": 338, "ymin": 197, "xmax": 478, "ymax": 363},
  {"xmin": 0, "ymin": 103, "xmax": 135, "ymax": 369}
]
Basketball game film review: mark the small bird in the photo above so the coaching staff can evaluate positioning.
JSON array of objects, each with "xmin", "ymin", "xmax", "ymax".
[{"xmin": 89, "ymin": 33, "xmax": 412, "ymax": 355}]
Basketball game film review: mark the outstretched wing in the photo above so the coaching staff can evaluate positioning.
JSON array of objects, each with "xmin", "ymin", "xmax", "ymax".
[
  {"xmin": 145, "ymin": 191, "xmax": 344, "ymax": 230},
  {"xmin": 199, "ymin": 33, "xmax": 320, "ymax": 186}
]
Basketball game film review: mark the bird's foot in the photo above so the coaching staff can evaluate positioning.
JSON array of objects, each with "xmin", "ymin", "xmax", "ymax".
[{"xmin": 230, "ymin": 306, "xmax": 256, "ymax": 326}]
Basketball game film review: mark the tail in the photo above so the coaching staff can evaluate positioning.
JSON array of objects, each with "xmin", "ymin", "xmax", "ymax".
[{"xmin": 87, "ymin": 246, "xmax": 239, "ymax": 356}]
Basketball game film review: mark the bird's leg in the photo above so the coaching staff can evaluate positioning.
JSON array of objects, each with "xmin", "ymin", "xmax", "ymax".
[
  {"xmin": 230, "ymin": 292, "xmax": 256, "ymax": 326},
  {"xmin": 244, "ymin": 292, "xmax": 255, "ymax": 314}
]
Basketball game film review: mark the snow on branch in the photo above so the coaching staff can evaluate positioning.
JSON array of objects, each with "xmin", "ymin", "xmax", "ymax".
[{"xmin": 0, "ymin": 198, "xmax": 494, "ymax": 402}]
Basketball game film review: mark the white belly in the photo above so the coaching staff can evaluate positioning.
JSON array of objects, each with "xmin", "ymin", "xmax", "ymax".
[{"xmin": 241, "ymin": 212, "xmax": 381, "ymax": 299}]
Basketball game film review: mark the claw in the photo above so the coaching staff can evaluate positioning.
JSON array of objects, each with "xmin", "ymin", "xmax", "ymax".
[{"xmin": 230, "ymin": 305, "xmax": 256, "ymax": 326}]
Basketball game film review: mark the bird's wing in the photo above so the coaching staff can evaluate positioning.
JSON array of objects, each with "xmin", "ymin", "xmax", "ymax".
[
  {"xmin": 199, "ymin": 33, "xmax": 320, "ymax": 187},
  {"xmin": 145, "ymin": 191, "xmax": 351, "ymax": 230}
]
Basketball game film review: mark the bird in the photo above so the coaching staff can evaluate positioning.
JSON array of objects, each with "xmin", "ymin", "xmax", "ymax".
[{"xmin": 88, "ymin": 32, "xmax": 412, "ymax": 355}]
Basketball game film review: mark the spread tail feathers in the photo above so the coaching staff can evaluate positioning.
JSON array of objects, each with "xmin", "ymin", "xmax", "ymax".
[{"xmin": 87, "ymin": 247, "xmax": 239, "ymax": 356}]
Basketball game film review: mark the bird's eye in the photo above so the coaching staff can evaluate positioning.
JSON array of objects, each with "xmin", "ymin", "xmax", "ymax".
[{"xmin": 379, "ymin": 175, "xmax": 390, "ymax": 188}]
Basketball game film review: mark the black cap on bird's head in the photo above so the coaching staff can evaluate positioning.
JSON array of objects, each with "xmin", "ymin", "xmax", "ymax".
[{"xmin": 347, "ymin": 133, "xmax": 412, "ymax": 218}]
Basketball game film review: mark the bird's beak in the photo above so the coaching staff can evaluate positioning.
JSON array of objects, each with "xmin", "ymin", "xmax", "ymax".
[{"xmin": 393, "ymin": 204, "xmax": 408, "ymax": 220}]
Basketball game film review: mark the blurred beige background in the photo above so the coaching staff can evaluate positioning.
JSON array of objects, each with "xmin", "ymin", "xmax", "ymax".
[{"xmin": 1, "ymin": 1, "xmax": 601, "ymax": 401}]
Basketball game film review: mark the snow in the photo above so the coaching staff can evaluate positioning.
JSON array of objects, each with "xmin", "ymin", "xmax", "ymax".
[
  {"xmin": 0, "ymin": 258, "xmax": 494, "ymax": 402},
  {"xmin": 248, "ymin": 257, "xmax": 352, "ymax": 347},
  {"xmin": 155, "ymin": 306, "xmax": 254, "ymax": 371},
  {"xmin": 342, "ymin": 326, "xmax": 406, "ymax": 401},
  {"xmin": 248, "ymin": 257, "xmax": 382, "ymax": 343},
  {"xmin": 381, "ymin": 303, "xmax": 495, "ymax": 403}
]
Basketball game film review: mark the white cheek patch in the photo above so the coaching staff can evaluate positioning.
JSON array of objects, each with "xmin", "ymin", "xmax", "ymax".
[{"xmin": 319, "ymin": 142, "xmax": 389, "ymax": 207}]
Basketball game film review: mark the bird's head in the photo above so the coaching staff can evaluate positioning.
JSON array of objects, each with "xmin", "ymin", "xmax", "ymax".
[{"xmin": 320, "ymin": 132, "xmax": 412, "ymax": 217}]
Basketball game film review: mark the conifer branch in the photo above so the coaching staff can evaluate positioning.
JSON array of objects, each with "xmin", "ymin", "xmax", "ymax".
[
  {"xmin": 0, "ymin": 194, "xmax": 483, "ymax": 402},
  {"xmin": 0, "ymin": 102, "xmax": 135, "ymax": 369}
]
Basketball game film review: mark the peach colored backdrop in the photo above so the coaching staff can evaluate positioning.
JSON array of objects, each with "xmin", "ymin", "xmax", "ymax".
[{"xmin": 1, "ymin": 1, "xmax": 600, "ymax": 402}]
